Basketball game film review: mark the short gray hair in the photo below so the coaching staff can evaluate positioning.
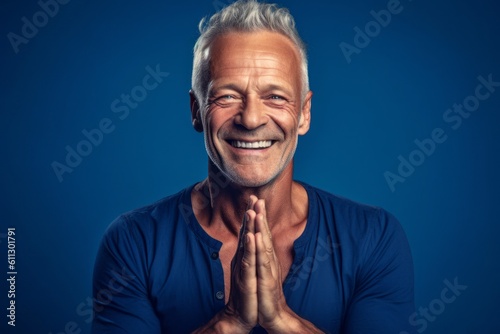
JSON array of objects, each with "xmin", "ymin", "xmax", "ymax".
[{"xmin": 191, "ymin": 0, "xmax": 309, "ymax": 106}]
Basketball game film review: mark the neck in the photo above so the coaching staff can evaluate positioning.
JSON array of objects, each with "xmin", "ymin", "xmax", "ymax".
[{"xmin": 192, "ymin": 160, "xmax": 304, "ymax": 236}]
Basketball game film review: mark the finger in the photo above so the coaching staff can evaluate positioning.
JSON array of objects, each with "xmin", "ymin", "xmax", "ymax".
[
  {"xmin": 247, "ymin": 195, "xmax": 258, "ymax": 215},
  {"xmin": 239, "ymin": 196, "xmax": 258, "ymax": 244},
  {"xmin": 254, "ymin": 199, "xmax": 280, "ymax": 279},
  {"xmin": 254, "ymin": 200, "xmax": 272, "ymax": 240},
  {"xmin": 256, "ymin": 213, "xmax": 278, "ymax": 279},
  {"xmin": 255, "ymin": 232, "xmax": 274, "ymax": 282},
  {"xmin": 248, "ymin": 195, "xmax": 258, "ymax": 209},
  {"xmin": 231, "ymin": 231, "xmax": 258, "ymax": 327},
  {"xmin": 254, "ymin": 198, "xmax": 264, "ymax": 215},
  {"xmin": 246, "ymin": 209, "xmax": 256, "ymax": 234},
  {"xmin": 254, "ymin": 200, "xmax": 275, "ymax": 263},
  {"xmin": 234, "ymin": 212, "xmax": 249, "ymax": 275},
  {"xmin": 256, "ymin": 212, "xmax": 273, "ymax": 251},
  {"xmin": 236, "ymin": 210, "xmax": 257, "ymax": 270},
  {"xmin": 240, "ymin": 232, "xmax": 257, "ymax": 286}
]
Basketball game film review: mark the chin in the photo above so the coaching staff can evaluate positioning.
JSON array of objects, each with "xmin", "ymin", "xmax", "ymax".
[
  {"xmin": 233, "ymin": 175, "xmax": 275, "ymax": 188},
  {"xmin": 221, "ymin": 163, "xmax": 288, "ymax": 188}
]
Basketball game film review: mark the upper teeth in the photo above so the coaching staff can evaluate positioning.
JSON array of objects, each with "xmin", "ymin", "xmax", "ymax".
[{"xmin": 232, "ymin": 140, "xmax": 272, "ymax": 149}]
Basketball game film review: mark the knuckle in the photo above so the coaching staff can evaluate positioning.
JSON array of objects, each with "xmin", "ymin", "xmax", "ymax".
[
  {"xmin": 262, "ymin": 258, "xmax": 272, "ymax": 270},
  {"xmin": 240, "ymin": 258, "xmax": 252, "ymax": 271}
]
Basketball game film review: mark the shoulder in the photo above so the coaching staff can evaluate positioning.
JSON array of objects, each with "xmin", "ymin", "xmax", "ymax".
[
  {"xmin": 301, "ymin": 181, "xmax": 398, "ymax": 225},
  {"xmin": 101, "ymin": 185, "xmax": 195, "ymax": 247},
  {"xmin": 300, "ymin": 181, "xmax": 408, "ymax": 251},
  {"xmin": 301, "ymin": 182, "xmax": 414, "ymax": 290}
]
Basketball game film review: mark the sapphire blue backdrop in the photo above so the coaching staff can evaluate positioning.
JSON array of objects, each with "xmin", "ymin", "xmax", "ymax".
[{"xmin": 1, "ymin": 0, "xmax": 499, "ymax": 333}]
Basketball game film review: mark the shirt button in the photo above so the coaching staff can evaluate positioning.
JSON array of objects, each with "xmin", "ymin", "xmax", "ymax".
[
  {"xmin": 215, "ymin": 291, "xmax": 224, "ymax": 300},
  {"xmin": 211, "ymin": 251, "xmax": 219, "ymax": 260}
]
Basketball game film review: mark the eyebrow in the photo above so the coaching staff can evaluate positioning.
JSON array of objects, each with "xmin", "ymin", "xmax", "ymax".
[
  {"xmin": 208, "ymin": 83, "xmax": 242, "ymax": 96},
  {"xmin": 261, "ymin": 84, "xmax": 293, "ymax": 96}
]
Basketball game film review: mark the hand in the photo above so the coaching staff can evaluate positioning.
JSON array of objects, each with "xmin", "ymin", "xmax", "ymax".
[
  {"xmin": 248, "ymin": 197, "xmax": 324, "ymax": 334},
  {"xmin": 251, "ymin": 197, "xmax": 291, "ymax": 331},
  {"xmin": 222, "ymin": 196, "xmax": 260, "ymax": 332},
  {"xmin": 193, "ymin": 196, "xmax": 323, "ymax": 334}
]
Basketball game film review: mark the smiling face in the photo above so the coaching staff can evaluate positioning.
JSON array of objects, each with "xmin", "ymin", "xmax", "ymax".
[{"xmin": 192, "ymin": 31, "xmax": 312, "ymax": 187}]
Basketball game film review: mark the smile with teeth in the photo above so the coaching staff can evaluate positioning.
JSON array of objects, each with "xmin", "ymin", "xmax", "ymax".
[{"xmin": 230, "ymin": 140, "xmax": 273, "ymax": 149}]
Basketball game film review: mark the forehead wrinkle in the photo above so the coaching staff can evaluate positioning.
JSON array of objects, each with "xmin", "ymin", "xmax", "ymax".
[
  {"xmin": 210, "ymin": 66, "xmax": 296, "ymax": 97},
  {"xmin": 210, "ymin": 36, "xmax": 299, "ymax": 73},
  {"xmin": 212, "ymin": 70, "xmax": 293, "ymax": 85},
  {"xmin": 213, "ymin": 56, "xmax": 294, "ymax": 73}
]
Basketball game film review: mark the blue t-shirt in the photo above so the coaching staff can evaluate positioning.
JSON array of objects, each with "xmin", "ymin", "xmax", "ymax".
[{"xmin": 92, "ymin": 182, "xmax": 416, "ymax": 333}]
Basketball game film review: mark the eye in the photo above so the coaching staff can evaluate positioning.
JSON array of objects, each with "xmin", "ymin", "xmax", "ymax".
[
  {"xmin": 265, "ymin": 95, "xmax": 287, "ymax": 106},
  {"xmin": 209, "ymin": 94, "xmax": 242, "ymax": 107},
  {"xmin": 269, "ymin": 95, "xmax": 284, "ymax": 100},
  {"xmin": 216, "ymin": 94, "xmax": 241, "ymax": 102}
]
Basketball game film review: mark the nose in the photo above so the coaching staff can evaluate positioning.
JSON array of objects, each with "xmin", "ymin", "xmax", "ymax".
[{"xmin": 234, "ymin": 96, "xmax": 268, "ymax": 130}]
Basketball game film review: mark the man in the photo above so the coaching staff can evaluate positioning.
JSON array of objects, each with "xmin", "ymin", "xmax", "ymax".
[{"xmin": 92, "ymin": 1, "xmax": 416, "ymax": 333}]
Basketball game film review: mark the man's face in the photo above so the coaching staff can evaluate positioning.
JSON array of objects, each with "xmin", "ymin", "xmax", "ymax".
[{"xmin": 195, "ymin": 31, "xmax": 312, "ymax": 187}]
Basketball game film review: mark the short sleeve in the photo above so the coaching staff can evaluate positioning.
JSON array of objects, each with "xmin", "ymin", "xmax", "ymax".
[
  {"xmin": 92, "ymin": 215, "xmax": 161, "ymax": 334},
  {"xmin": 341, "ymin": 209, "xmax": 416, "ymax": 334}
]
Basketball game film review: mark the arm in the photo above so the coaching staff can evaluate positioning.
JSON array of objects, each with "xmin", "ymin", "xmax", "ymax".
[
  {"xmin": 92, "ymin": 216, "xmax": 161, "ymax": 334},
  {"xmin": 341, "ymin": 209, "xmax": 416, "ymax": 334}
]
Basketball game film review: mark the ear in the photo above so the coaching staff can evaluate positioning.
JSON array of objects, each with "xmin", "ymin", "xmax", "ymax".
[
  {"xmin": 298, "ymin": 90, "xmax": 312, "ymax": 135},
  {"xmin": 189, "ymin": 90, "xmax": 203, "ymax": 133}
]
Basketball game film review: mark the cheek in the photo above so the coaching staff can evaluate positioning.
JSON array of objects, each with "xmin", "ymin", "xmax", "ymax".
[
  {"xmin": 272, "ymin": 109, "xmax": 300, "ymax": 134},
  {"xmin": 204, "ymin": 109, "xmax": 219, "ymax": 133},
  {"xmin": 205, "ymin": 109, "xmax": 231, "ymax": 141}
]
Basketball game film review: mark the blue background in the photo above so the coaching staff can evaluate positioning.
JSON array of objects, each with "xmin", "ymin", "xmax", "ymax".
[{"xmin": 1, "ymin": 0, "xmax": 499, "ymax": 333}]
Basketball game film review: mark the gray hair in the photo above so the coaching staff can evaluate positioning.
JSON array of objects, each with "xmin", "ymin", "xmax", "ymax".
[{"xmin": 191, "ymin": 0, "xmax": 309, "ymax": 106}]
